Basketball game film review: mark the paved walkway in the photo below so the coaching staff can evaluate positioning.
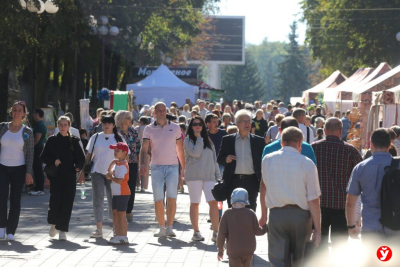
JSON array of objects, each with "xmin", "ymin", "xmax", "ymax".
[{"xmin": 0, "ymin": 181, "xmax": 269, "ymax": 267}]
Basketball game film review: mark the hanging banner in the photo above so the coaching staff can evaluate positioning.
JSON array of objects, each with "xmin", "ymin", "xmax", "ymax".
[
  {"xmin": 80, "ymin": 99, "xmax": 93, "ymax": 132},
  {"xmin": 200, "ymin": 89, "xmax": 223, "ymax": 102}
]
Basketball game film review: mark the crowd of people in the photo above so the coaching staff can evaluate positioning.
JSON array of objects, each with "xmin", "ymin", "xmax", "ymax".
[{"xmin": 0, "ymin": 98, "xmax": 399, "ymax": 266}]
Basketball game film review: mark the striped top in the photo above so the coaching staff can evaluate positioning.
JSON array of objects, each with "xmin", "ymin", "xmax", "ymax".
[{"xmin": 110, "ymin": 160, "xmax": 130, "ymax": 196}]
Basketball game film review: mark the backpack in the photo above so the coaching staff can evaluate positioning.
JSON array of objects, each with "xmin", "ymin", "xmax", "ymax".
[{"xmin": 380, "ymin": 157, "xmax": 400, "ymax": 230}]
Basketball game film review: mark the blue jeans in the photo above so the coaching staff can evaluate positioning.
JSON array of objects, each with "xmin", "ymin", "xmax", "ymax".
[{"xmin": 150, "ymin": 165, "xmax": 179, "ymax": 202}]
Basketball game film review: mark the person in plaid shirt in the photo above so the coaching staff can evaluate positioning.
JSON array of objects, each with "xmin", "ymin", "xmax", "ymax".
[{"xmin": 311, "ymin": 117, "xmax": 362, "ymax": 251}]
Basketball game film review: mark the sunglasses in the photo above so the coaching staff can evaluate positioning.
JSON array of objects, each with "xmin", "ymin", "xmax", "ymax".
[
  {"xmin": 13, "ymin": 100, "xmax": 26, "ymax": 106},
  {"xmin": 192, "ymin": 123, "xmax": 203, "ymax": 127}
]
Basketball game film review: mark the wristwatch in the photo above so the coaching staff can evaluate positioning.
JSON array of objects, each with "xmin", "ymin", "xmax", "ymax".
[{"xmin": 347, "ymin": 225, "xmax": 356, "ymax": 229}]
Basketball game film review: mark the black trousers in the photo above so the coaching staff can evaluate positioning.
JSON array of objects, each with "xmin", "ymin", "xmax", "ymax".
[
  {"xmin": 320, "ymin": 207, "xmax": 348, "ymax": 247},
  {"xmin": 127, "ymin": 163, "xmax": 138, "ymax": 214},
  {"xmin": 227, "ymin": 174, "xmax": 259, "ymax": 212},
  {"xmin": 0, "ymin": 164, "xmax": 26, "ymax": 235},
  {"xmin": 33, "ymin": 145, "xmax": 45, "ymax": 191},
  {"xmin": 48, "ymin": 172, "xmax": 76, "ymax": 232}
]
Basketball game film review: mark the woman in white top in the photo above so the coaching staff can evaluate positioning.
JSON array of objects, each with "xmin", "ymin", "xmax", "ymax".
[
  {"xmin": 184, "ymin": 116, "xmax": 221, "ymax": 242},
  {"xmin": 86, "ymin": 115, "xmax": 125, "ymax": 238},
  {"xmin": 0, "ymin": 101, "xmax": 34, "ymax": 241}
]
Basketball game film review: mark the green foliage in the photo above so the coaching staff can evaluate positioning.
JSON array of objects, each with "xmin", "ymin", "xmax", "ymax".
[
  {"xmin": 247, "ymin": 39, "xmax": 288, "ymax": 101},
  {"xmin": 275, "ymin": 21, "xmax": 310, "ymax": 103},
  {"xmin": 301, "ymin": 0, "xmax": 400, "ymax": 76},
  {"xmin": 222, "ymin": 51, "xmax": 264, "ymax": 102}
]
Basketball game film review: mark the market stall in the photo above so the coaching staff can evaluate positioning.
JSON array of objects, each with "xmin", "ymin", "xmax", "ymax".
[
  {"xmin": 302, "ymin": 70, "xmax": 347, "ymax": 105},
  {"xmin": 352, "ymin": 64, "xmax": 400, "ymax": 149},
  {"xmin": 323, "ymin": 68, "xmax": 374, "ymax": 114},
  {"xmin": 198, "ymin": 81, "xmax": 225, "ymax": 102},
  {"xmin": 126, "ymin": 64, "xmax": 198, "ymax": 106}
]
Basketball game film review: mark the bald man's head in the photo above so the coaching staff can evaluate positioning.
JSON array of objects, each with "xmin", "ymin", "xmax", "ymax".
[
  {"xmin": 280, "ymin": 116, "xmax": 299, "ymax": 131},
  {"xmin": 325, "ymin": 117, "xmax": 343, "ymax": 137}
]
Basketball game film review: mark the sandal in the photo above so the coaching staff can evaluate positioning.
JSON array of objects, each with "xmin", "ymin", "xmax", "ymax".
[{"xmin": 90, "ymin": 229, "xmax": 103, "ymax": 238}]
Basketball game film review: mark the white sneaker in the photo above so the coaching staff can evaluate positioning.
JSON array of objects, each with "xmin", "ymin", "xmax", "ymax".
[
  {"xmin": 6, "ymin": 234, "xmax": 15, "ymax": 241},
  {"xmin": 140, "ymin": 188, "xmax": 145, "ymax": 193},
  {"xmin": 165, "ymin": 227, "xmax": 176, "ymax": 237},
  {"xmin": 192, "ymin": 231, "xmax": 205, "ymax": 241},
  {"xmin": 31, "ymin": 191, "xmax": 44, "ymax": 196},
  {"xmin": 108, "ymin": 236, "xmax": 129, "ymax": 245},
  {"xmin": 0, "ymin": 228, "xmax": 5, "ymax": 239},
  {"xmin": 49, "ymin": 225, "xmax": 57, "ymax": 237},
  {"xmin": 154, "ymin": 227, "xmax": 166, "ymax": 237},
  {"xmin": 59, "ymin": 231, "xmax": 67, "ymax": 241}
]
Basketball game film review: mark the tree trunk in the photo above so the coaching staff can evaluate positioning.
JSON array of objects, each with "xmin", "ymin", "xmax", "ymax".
[
  {"xmin": 76, "ymin": 53, "xmax": 85, "ymax": 127},
  {"xmin": 60, "ymin": 60, "xmax": 69, "ymax": 112},
  {"xmin": 109, "ymin": 53, "xmax": 120, "ymax": 90},
  {"xmin": 92, "ymin": 70, "xmax": 98, "ymax": 109},
  {"xmin": 52, "ymin": 56, "xmax": 60, "ymax": 113},
  {"xmin": 0, "ymin": 69, "xmax": 9, "ymax": 122},
  {"xmin": 71, "ymin": 49, "xmax": 78, "ymax": 124},
  {"xmin": 104, "ymin": 49, "xmax": 111, "ymax": 89},
  {"xmin": 85, "ymin": 71, "xmax": 90, "ymax": 99}
]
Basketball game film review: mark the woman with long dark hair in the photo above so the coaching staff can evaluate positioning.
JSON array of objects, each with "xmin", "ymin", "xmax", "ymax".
[
  {"xmin": 40, "ymin": 116, "xmax": 85, "ymax": 240},
  {"xmin": 184, "ymin": 116, "xmax": 221, "ymax": 242},
  {"xmin": 0, "ymin": 100, "xmax": 34, "ymax": 241},
  {"xmin": 86, "ymin": 115, "xmax": 125, "ymax": 238}
]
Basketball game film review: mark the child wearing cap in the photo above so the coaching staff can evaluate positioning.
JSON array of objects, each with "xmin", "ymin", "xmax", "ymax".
[
  {"xmin": 106, "ymin": 142, "xmax": 130, "ymax": 244},
  {"xmin": 217, "ymin": 188, "xmax": 267, "ymax": 266}
]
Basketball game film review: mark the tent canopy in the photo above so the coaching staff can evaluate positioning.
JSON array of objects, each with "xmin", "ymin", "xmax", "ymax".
[
  {"xmin": 323, "ymin": 68, "xmax": 374, "ymax": 102},
  {"xmin": 337, "ymin": 62, "xmax": 391, "ymax": 101},
  {"xmin": 302, "ymin": 70, "xmax": 347, "ymax": 105},
  {"xmin": 126, "ymin": 64, "xmax": 198, "ymax": 106},
  {"xmin": 352, "ymin": 63, "xmax": 400, "ymax": 102}
]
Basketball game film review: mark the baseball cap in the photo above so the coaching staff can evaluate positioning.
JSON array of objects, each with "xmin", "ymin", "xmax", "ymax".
[
  {"xmin": 231, "ymin": 188, "xmax": 249, "ymax": 205},
  {"xmin": 109, "ymin": 142, "xmax": 129, "ymax": 154},
  {"xmin": 261, "ymin": 104, "xmax": 266, "ymax": 108}
]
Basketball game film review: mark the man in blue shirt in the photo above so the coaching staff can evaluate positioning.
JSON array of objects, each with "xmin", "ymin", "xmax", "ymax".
[
  {"xmin": 346, "ymin": 128, "xmax": 400, "ymax": 245},
  {"xmin": 262, "ymin": 117, "xmax": 317, "ymax": 165},
  {"xmin": 341, "ymin": 110, "xmax": 351, "ymax": 141}
]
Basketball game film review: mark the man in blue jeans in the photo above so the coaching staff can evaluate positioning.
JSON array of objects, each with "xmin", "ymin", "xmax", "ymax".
[{"xmin": 140, "ymin": 102, "xmax": 185, "ymax": 237}]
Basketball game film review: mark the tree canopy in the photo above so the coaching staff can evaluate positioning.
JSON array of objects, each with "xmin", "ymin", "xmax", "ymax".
[{"xmin": 301, "ymin": 0, "xmax": 400, "ymax": 76}]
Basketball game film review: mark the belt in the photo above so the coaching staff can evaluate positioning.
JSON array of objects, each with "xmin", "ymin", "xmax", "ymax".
[
  {"xmin": 233, "ymin": 174, "xmax": 255, "ymax": 179},
  {"xmin": 272, "ymin": 204, "xmax": 301, "ymax": 209}
]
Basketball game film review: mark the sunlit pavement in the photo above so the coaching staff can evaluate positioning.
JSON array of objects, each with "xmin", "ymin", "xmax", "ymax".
[
  {"xmin": 0, "ymin": 180, "xmax": 268, "ymax": 267},
  {"xmin": 1, "ymin": 180, "xmax": 394, "ymax": 267}
]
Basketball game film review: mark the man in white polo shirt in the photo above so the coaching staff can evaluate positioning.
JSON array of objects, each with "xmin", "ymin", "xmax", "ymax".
[
  {"xmin": 293, "ymin": 108, "xmax": 315, "ymax": 144},
  {"xmin": 140, "ymin": 102, "xmax": 185, "ymax": 237}
]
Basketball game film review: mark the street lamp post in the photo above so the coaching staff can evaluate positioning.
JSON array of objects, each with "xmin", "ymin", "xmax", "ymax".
[
  {"xmin": 23, "ymin": 0, "xmax": 59, "ymax": 110},
  {"xmin": 96, "ymin": 16, "xmax": 119, "ymax": 89}
]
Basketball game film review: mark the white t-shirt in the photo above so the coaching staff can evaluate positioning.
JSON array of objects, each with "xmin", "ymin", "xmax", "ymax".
[
  {"xmin": 299, "ymin": 124, "xmax": 315, "ymax": 144},
  {"xmin": 0, "ymin": 125, "xmax": 25, "ymax": 166},
  {"xmin": 181, "ymin": 110, "xmax": 191, "ymax": 119},
  {"xmin": 86, "ymin": 133, "xmax": 127, "ymax": 175}
]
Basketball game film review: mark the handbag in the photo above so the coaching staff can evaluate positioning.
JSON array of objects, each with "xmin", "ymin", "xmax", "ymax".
[
  {"xmin": 212, "ymin": 180, "xmax": 227, "ymax": 201},
  {"xmin": 43, "ymin": 147, "xmax": 58, "ymax": 180},
  {"xmin": 44, "ymin": 164, "xmax": 58, "ymax": 180},
  {"xmin": 84, "ymin": 133, "xmax": 99, "ymax": 173}
]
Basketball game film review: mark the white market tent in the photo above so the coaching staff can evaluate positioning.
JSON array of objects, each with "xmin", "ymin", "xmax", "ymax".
[{"xmin": 126, "ymin": 64, "xmax": 198, "ymax": 106}]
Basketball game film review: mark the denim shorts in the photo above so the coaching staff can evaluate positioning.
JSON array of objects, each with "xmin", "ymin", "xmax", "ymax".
[{"xmin": 150, "ymin": 164, "xmax": 179, "ymax": 202}]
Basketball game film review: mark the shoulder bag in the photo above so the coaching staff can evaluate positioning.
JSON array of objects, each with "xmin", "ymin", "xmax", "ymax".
[
  {"xmin": 84, "ymin": 133, "xmax": 99, "ymax": 173},
  {"xmin": 43, "ymin": 141, "xmax": 58, "ymax": 180}
]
